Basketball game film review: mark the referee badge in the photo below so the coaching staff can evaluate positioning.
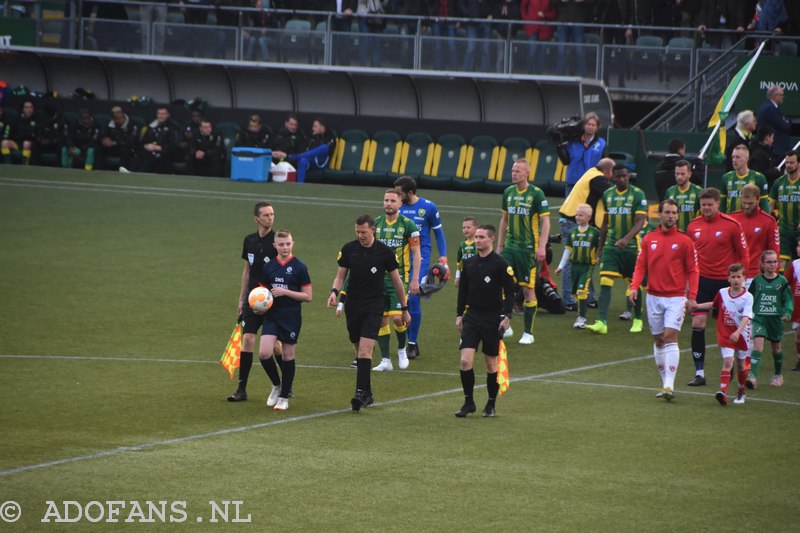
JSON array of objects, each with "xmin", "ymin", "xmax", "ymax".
[{"xmin": 247, "ymin": 253, "xmax": 255, "ymax": 265}]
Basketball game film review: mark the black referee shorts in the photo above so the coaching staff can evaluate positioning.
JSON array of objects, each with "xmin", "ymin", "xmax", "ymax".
[
  {"xmin": 345, "ymin": 302, "xmax": 383, "ymax": 345},
  {"xmin": 695, "ymin": 276, "xmax": 729, "ymax": 315},
  {"xmin": 459, "ymin": 311, "xmax": 503, "ymax": 357}
]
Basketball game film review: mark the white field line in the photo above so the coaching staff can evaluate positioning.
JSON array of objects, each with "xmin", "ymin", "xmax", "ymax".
[
  {"xmin": 0, "ymin": 177, "xmax": 521, "ymax": 214},
  {"xmin": 0, "ymin": 351, "xmax": 657, "ymax": 477}
]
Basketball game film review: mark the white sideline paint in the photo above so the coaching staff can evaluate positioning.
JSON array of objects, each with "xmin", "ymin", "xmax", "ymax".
[
  {"xmin": 4, "ymin": 345, "xmax": 796, "ymax": 477},
  {"xmin": 0, "ymin": 177, "xmax": 516, "ymax": 214}
]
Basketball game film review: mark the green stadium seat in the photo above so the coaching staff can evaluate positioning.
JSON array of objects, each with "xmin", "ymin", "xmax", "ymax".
[
  {"xmin": 356, "ymin": 130, "xmax": 403, "ymax": 186},
  {"xmin": 458, "ymin": 135, "xmax": 498, "ymax": 192},
  {"xmin": 280, "ymin": 19, "xmax": 312, "ymax": 63},
  {"xmin": 217, "ymin": 121, "xmax": 241, "ymax": 156},
  {"xmin": 419, "ymin": 134, "xmax": 466, "ymax": 190},
  {"xmin": 530, "ymin": 138, "xmax": 566, "ymax": 196},
  {"xmin": 321, "ymin": 129, "xmax": 369, "ymax": 184},
  {"xmin": 397, "ymin": 132, "xmax": 434, "ymax": 180}
]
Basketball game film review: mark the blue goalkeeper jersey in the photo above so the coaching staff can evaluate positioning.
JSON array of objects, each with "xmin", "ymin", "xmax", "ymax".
[{"xmin": 399, "ymin": 197, "xmax": 444, "ymax": 261}]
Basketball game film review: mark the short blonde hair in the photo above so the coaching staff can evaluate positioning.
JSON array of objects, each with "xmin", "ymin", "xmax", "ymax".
[{"xmin": 576, "ymin": 203, "xmax": 593, "ymax": 216}]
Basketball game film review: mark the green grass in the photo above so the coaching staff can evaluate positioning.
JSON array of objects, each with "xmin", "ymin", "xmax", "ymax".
[{"xmin": 0, "ymin": 166, "xmax": 798, "ymax": 531}]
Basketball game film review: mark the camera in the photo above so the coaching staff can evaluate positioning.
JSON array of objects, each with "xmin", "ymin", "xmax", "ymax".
[{"xmin": 547, "ymin": 116, "xmax": 584, "ymax": 145}]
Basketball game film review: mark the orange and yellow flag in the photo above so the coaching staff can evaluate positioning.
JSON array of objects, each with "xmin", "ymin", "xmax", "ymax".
[
  {"xmin": 497, "ymin": 340, "xmax": 510, "ymax": 395},
  {"xmin": 220, "ymin": 323, "xmax": 243, "ymax": 379}
]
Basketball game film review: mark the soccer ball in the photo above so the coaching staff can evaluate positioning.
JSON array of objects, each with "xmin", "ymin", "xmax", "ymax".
[{"xmin": 248, "ymin": 286, "xmax": 273, "ymax": 314}]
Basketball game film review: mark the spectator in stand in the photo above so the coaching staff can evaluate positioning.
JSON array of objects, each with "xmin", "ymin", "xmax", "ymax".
[
  {"xmin": 329, "ymin": 0, "xmax": 356, "ymax": 32},
  {"xmin": 127, "ymin": 106, "xmax": 179, "ymax": 174},
  {"xmin": 215, "ymin": 0, "xmax": 243, "ymax": 59},
  {"xmin": 358, "ymin": 0, "xmax": 389, "ymax": 68},
  {"xmin": 235, "ymin": 114, "xmax": 271, "ymax": 148},
  {"xmin": 655, "ymin": 137, "xmax": 705, "ymax": 202},
  {"xmin": 564, "ymin": 111, "xmax": 606, "ymax": 197},
  {"xmin": 596, "ymin": 0, "xmax": 634, "ymax": 45},
  {"xmin": 521, "ymin": 0, "xmax": 556, "ymax": 72},
  {"xmin": 100, "ymin": 106, "xmax": 140, "ymax": 171},
  {"xmin": 749, "ymin": 126, "xmax": 781, "ymax": 187},
  {"xmin": 746, "ymin": 0, "xmax": 788, "ymax": 34},
  {"xmin": 182, "ymin": 0, "xmax": 213, "ymax": 57},
  {"xmin": 1, "ymin": 99, "xmax": 37, "ymax": 165},
  {"xmin": 651, "ymin": 0, "xmax": 682, "ymax": 41},
  {"xmin": 428, "ymin": 0, "xmax": 459, "ymax": 70},
  {"xmin": 459, "ymin": 0, "xmax": 493, "ymax": 72},
  {"xmin": 243, "ymin": 0, "xmax": 275, "ymax": 61},
  {"xmin": 62, "ymin": 109, "xmax": 100, "ymax": 171},
  {"xmin": 757, "ymin": 85, "xmax": 791, "ymax": 159},
  {"xmin": 697, "ymin": 0, "xmax": 748, "ymax": 48},
  {"xmin": 725, "ymin": 109, "xmax": 757, "ymax": 171},
  {"xmin": 186, "ymin": 119, "xmax": 227, "ymax": 177},
  {"xmin": 554, "ymin": 0, "xmax": 595, "ymax": 76},
  {"xmin": 35, "ymin": 105, "xmax": 66, "ymax": 167},
  {"xmin": 286, "ymin": 118, "xmax": 336, "ymax": 183},
  {"xmin": 139, "ymin": 0, "xmax": 169, "ymax": 55},
  {"xmin": 271, "ymin": 113, "xmax": 307, "ymax": 162},
  {"xmin": 678, "ymin": 0, "xmax": 702, "ymax": 27}
]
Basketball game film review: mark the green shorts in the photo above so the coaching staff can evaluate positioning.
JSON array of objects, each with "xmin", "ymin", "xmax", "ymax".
[
  {"xmin": 780, "ymin": 230, "xmax": 799, "ymax": 261},
  {"xmin": 570, "ymin": 263, "xmax": 594, "ymax": 300},
  {"xmin": 383, "ymin": 277, "xmax": 407, "ymax": 315},
  {"xmin": 752, "ymin": 316, "xmax": 785, "ymax": 342},
  {"xmin": 501, "ymin": 244, "xmax": 536, "ymax": 288},
  {"xmin": 599, "ymin": 245, "xmax": 638, "ymax": 280}
]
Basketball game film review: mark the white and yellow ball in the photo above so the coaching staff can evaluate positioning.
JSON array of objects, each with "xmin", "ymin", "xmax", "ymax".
[{"xmin": 248, "ymin": 287, "xmax": 273, "ymax": 314}]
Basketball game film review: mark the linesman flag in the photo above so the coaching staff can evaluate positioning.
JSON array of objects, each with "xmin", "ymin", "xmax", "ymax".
[
  {"xmin": 497, "ymin": 340, "xmax": 510, "ymax": 395},
  {"xmin": 702, "ymin": 41, "xmax": 767, "ymax": 166},
  {"xmin": 220, "ymin": 322, "xmax": 243, "ymax": 379}
]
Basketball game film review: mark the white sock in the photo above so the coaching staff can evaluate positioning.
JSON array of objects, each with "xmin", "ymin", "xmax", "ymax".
[
  {"xmin": 654, "ymin": 343, "xmax": 666, "ymax": 383},
  {"xmin": 663, "ymin": 343, "xmax": 680, "ymax": 390}
]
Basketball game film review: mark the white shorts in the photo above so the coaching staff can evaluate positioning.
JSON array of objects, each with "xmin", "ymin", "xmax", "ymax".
[
  {"xmin": 720, "ymin": 347, "xmax": 750, "ymax": 360},
  {"xmin": 646, "ymin": 295, "xmax": 686, "ymax": 335}
]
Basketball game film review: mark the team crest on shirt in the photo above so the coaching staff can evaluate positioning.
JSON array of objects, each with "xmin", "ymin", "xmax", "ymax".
[
  {"xmin": 247, "ymin": 253, "xmax": 255, "ymax": 265},
  {"xmin": 418, "ymin": 208, "xmax": 426, "ymax": 217},
  {"xmin": 651, "ymin": 243, "xmax": 657, "ymax": 250},
  {"xmin": 671, "ymin": 244, "xmax": 679, "ymax": 250},
  {"xmin": 507, "ymin": 266, "xmax": 514, "ymax": 277},
  {"xmin": 755, "ymin": 227, "xmax": 762, "ymax": 233},
  {"xmin": 371, "ymin": 267, "xmax": 377, "ymax": 274},
  {"xmin": 484, "ymin": 276, "xmax": 491, "ymax": 283},
  {"xmin": 694, "ymin": 231, "xmax": 700, "ymax": 238},
  {"xmin": 287, "ymin": 266, "xmax": 293, "ymax": 273},
  {"xmin": 715, "ymin": 231, "xmax": 723, "ymax": 237}
]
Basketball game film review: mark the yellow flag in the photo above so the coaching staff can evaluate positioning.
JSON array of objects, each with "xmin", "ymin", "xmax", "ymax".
[
  {"xmin": 220, "ymin": 323, "xmax": 243, "ymax": 379},
  {"xmin": 497, "ymin": 340, "xmax": 510, "ymax": 395}
]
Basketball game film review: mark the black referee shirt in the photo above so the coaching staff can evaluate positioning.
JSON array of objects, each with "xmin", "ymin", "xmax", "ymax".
[
  {"xmin": 457, "ymin": 252, "xmax": 515, "ymax": 317},
  {"xmin": 337, "ymin": 239, "xmax": 398, "ymax": 306},
  {"xmin": 242, "ymin": 230, "xmax": 276, "ymax": 290}
]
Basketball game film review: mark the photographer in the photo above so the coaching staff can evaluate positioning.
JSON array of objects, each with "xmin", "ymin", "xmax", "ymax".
[{"xmin": 554, "ymin": 112, "xmax": 607, "ymax": 198}]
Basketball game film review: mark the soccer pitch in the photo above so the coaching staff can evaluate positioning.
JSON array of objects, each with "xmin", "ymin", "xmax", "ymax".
[{"xmin": 0, "ymin": 166, "xmax": 798, "ymax": 531}]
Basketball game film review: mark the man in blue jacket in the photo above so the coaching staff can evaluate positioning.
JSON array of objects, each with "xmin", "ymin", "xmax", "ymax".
[{"xmin": 757, "ymin": 85, "xmax": 792, "ymax": 160}]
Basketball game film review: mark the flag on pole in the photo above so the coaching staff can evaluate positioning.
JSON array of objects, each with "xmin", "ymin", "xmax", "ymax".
[
  {"xmin": 220, "ymin": 322, "xmax": 243, "ymax": 379},
  {"xmin": 497, "ymin": 340, "xmax": 510, "ymax": 395},
  {"xmin": 703, "ymin": 41, "xmax": 767, "ymax": 165}
]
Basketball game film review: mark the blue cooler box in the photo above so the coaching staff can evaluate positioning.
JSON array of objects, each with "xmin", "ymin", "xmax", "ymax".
[{"xmin": 231, "ymin": 148, "xmax": 272, "ymax": 182}]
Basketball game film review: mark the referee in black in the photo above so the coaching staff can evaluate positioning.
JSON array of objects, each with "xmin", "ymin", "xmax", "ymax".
[
  {"xmin": 228, "ymin": 201, "xmax": 277, "ymax": 402},
  {"xmin": 455, "ymin": 224, "xmax": 515, "ymax": 418},
  {"xmin": 328, "ymin": 214, "xmax": 411, "ymax": 412}
]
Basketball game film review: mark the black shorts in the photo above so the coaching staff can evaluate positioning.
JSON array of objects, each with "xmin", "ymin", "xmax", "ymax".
[
  {"xmin": 459, "ymin": 311, "xmax": 503, "ymax": 356},
  {"xmin": 262, "ymin": 309, "xmax": 302, "ymax": 344},
  {"xmin": 695, "ymin": 276, "xmax": 729, "ymax": 314},
  {"xmin": 242, "ymin": 305, "xmax": 263, "ymax": 335},
  {"xmin": 345, "ymin": 302, "xmax": 383, "ymax": 344}
]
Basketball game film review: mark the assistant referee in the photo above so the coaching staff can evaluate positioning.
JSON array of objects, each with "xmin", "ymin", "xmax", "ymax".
[
  {"xmin": 328, "ymin": 214, "xmax": 411, "ymax": 412},
  {"xmin": 455, "ymin": 224, "xmax": 516, "ymax": 418}
]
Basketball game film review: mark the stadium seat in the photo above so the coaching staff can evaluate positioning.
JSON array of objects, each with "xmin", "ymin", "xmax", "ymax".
[
  {"xmin": 310, "ymin": 21, "xmax": 327, "ymax": 64},
  {"xmin": 280, "ymin": 19, "xmax": 312, "ymax": 63},
  {"xmin": 490, "ymin": 136, "xmax": 533, "ymax": 190},
  {"xmin": 779, "ymin": 41, "xmax": 798, "ymax": 57},
  {"xmin": 398, "ymin": 132, "xmax": 435, "ymax": 180},
  {"xmin": 664, "ymin": 37, "xmax": 694, "ymax": 82},
  {"xmin": 530, "ymin": 138, "xmax": 566, "ymax": 196},
  {"xmin": 630, "ymin": 35, "xmax": 664, "ymax": 81},
  {"xmin": 320, "ymin": 129, "xmax": 370, "ymax": 184},
  {"xmin": 94, "ymin": 113, "xmax": 111, "ymax": 129},
  {"xmin": 457, "ymin": 135, "xmax": 498, "ymax": 192},
  {"xmin": 356, "ymin": 130, "xmax": 403, "ymax": 186},
  {"xmin": 419, "ymin": 134, "xmax": 466, "ymax": 190},
  {"xmin": 216, "ymin": 121, "xmax": 241, "ymax": 157}
]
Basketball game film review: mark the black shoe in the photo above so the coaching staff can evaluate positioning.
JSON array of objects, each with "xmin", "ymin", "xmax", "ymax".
[
  {"xmin": 227, "ymin": 389, "xmax": 247, "ymax": 402},
  {"xmin": 792, "ymin": 362, "xmax": 800, "ymax": 372},
  {"xmin": 482, "ymin": 403, "xmax": 496, "ymax": 418},
  {"xmin": 406, "ymin": 343, "xmax": 419, "ymax": 360},
  {"xmin": 455, "ymin": 400, "xmax": 476, "ymax": 418},
  {"xmin": 351, "ymin": 391, "xmax": 365, "ymax": 412},
  {"xmin": 586, "ymin": 300, "xmax": 599, "ymax": 309},
  {"xmin": 349, "ymin": 358, "xmax": 358, "ymax": 368},
  {"xmin": 564, "ymin": 303, "xmax": 578, "ymax": 312},
  {"xmin": 687, "ymin": 375, "xmax": 706, "ymax": 387},
  {"xmin": 362, "ymin": 391, "xmax": 374, "ymax": 407}
]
